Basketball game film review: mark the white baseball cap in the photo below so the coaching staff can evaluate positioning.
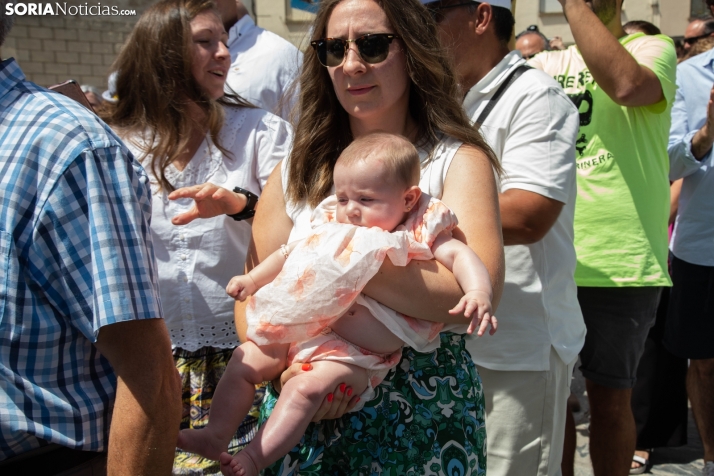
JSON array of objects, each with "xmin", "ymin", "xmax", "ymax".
[{"xmin": 419, "ymin": 0, "xmax": 512, "ymax": 10}]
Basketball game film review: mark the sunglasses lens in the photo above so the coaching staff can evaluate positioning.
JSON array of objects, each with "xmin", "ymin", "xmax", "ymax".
[
  {"xmin": 357, "ymin": 35, "xmax": 391, "ymax": 64},
  {"xmin": 323, "ymin": 39, "xmax": 346, "ymax": 66},
  {"xmin": 313, "ymin": 35, "xmax": 395, "ymax": 67}
]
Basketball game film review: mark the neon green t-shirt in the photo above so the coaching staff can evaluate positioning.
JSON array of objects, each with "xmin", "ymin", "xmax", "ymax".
[{"xmin": 530, "ymin": 33, "xmax": 676, "ymax": 287}]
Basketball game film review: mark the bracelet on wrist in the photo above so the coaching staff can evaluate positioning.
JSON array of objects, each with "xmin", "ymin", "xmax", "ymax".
[{"xmin": 280, "ymin": 244, "xmax": 290, "ymax": 260}]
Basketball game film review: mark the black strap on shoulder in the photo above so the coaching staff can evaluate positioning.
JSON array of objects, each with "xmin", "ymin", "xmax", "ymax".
[{"xmin": 475, "ymin": 64, "xmax": 532, "ymax": 128}]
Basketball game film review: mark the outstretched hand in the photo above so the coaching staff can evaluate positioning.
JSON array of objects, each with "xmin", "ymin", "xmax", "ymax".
[
  {"xmin": 168, "ymin": 183, "xmax": 247, "ymax": 225},
  {"xmin": 449, "ymin": 290, "xmax": 497, "ymax": 337}
]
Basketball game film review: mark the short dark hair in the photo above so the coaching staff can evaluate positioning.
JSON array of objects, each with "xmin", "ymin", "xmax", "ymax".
[
  {"xmin": 704, "ymin": 19, "xmax": 714, "ymax": 35},
  {"xmin": 457, "ymin": 1, "xmax": 513, "ymax": 45},
  {"xmin": 0, "ymin": 1, "xmax": 14, "ymax": 47},
  {"xmin": 433, "ymin": 0, "xmax": 508, "ymax": 44},
  {"xmin": 623, "ymin": 20, "xmax": 661, "ymax": 36},
  {"xmin": 491, "ymin": 5, "xmax": 515, "ymax": 44}
]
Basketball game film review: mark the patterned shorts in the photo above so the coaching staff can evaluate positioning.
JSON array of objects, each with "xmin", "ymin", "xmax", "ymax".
[{"xmin": 172, "ymin": 346, "xmax": 265, "ymax": 476}]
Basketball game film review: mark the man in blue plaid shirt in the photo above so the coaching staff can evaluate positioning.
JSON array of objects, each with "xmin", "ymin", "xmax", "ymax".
[{"xmin": 0, "ymin": 7, "xmax": 181, "ymax": 475}]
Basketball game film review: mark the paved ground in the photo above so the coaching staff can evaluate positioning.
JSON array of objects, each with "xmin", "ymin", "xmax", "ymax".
[{"xmin": 570, "ymin": 367, "xmax": 705, "ymax": 476}]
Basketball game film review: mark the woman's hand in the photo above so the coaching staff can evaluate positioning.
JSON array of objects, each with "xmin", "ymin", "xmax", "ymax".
[
  {"xmin": 273, "ymin": 362, "xmax": 360, "ymax": 421},
  {"xmin": 168, "ymin": 183, "xmax": 247, "ymax": 225}
]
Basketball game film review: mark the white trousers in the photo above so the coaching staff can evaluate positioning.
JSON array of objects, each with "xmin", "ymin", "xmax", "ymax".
[{"xmin": 476, "ymin": 347, "xmax": 576, "ymax": 476}]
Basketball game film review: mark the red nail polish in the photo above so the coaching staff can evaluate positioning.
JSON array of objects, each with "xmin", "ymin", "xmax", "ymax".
[
  {"xmin": 339, "ymin": 383, "xmax": 346, "ymax": 393},
  {"xmin": 327, "ymin": 393, "xmax": 334, "ymax": 402},
  {"xmin": 301, "ymin": 364, "xmax": 311, "ymax": 371},
  {"xmin": 347, "ymin": 388, "xmax": 353, "ymax": 396},
  {"xmin": 355, "ymin": 397, "xmax": 360, "ymax": 403}
]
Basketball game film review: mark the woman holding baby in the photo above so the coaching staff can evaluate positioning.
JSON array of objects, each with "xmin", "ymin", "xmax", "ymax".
[
  {"xmin": 129, "ymin": 0, "xmax": 505, "ymax": 472},
  {"xmin": 233, "ymin": 0, "xmax": 505, "ymax": 474}
]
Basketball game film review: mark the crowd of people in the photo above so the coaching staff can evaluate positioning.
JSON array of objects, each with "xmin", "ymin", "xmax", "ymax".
[{"xmin": 0, "ymin": 0, "xmax": 711, "ymax": 475}]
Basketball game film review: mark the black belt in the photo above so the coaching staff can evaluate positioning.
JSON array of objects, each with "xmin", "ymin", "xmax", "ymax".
[{"xmin": 0, "ymin": 443, "xmax": 105, "ymax": 475}]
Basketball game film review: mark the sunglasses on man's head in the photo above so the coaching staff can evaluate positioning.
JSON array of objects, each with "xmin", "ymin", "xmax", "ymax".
[{"xmin": 310, "ymin": 34, "xmax": 400, "ymax": 67}]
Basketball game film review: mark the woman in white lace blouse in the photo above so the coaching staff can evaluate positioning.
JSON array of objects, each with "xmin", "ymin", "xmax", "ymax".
[{"xmin": 102, "ymin": 0, "xmax": 291, "ymax": 473}]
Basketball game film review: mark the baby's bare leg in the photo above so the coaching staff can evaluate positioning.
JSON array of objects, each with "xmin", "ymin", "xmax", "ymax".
[
  {"xmin": 177, "ymin": 342, "xmax": 289, "ymax": 460},
  {"xmin": 220, "ymin": 360, "xmax": 369, "ymax": 476}
]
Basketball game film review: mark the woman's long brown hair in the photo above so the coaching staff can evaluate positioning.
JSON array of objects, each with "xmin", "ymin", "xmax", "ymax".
[
  {"xmin": 286, "ymin": 0, "xmax": 500, "ymax": 208},
  {"xmin": 103, "ymin": 0, "xmax": 253, "ymax": 192}
]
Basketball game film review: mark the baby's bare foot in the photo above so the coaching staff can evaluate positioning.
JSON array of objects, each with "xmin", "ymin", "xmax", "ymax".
[
  {"xmin": 219, "ymin": 450, "xmax": 259, "ymax": 476},
  {"xmin": 177, "ymin": 428, "xmax": 228, "ymax": 461}
]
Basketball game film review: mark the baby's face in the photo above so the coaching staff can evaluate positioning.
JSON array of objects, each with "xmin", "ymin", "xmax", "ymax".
[{"xmin": 333, "ymin": 158, "xmax": 409, "ymax": 231}]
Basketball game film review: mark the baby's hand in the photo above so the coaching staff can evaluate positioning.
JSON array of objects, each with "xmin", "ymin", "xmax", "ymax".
[
  {"xmin": 449, "ymin": 290, "xmax": 497, "ymax": 337},
  {"xmin": 226, "ymin": 274, "xmax": 258, "ymax": 301}
]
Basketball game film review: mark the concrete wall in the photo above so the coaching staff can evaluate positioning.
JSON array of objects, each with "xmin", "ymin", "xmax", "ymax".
[
  {"xmin": 1, "ymin": 0, "xmax": 153, "ymax": 89},
  {"xmin": 0, "ymin": 0, "xmax": 307, "ymax": 89},
  {"xmin": 513, "ymin": 0, "xmax": 691, "ymax": 44},
  {"xmin": 254, "ymin": 0, "xmax": 311, "ymax": 49}
]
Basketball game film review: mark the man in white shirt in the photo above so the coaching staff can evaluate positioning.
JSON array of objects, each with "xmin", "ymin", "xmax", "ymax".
[
  {"xmin": 215, "ymin": 0, "xmax": 302, "ymax": 121},
  {"xmin": 421, "ymin": 1, "xmax": 585, "ymax": 475}
]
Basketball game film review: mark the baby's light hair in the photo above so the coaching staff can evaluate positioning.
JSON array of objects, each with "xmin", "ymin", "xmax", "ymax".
[{"xmin": 337, "ymin": 133, "xmax": 420, "ymax": 188}]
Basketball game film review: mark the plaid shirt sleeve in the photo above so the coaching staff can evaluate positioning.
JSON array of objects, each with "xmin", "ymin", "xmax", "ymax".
[{"xmin": 29, "ymin": 145, "xmax": 162, "ymax": 341}]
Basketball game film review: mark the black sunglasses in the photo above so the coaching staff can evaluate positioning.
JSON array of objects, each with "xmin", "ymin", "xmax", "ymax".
[
  {"xmin": 310, "ymin": 34, "xmax": 400, "ymax": 67},
  {"xmin": 425, "ymin": 1, "xmax": 481, "ymax": 23},
  {"xmin": 683, "ymin": 32, "xmax": 711, "ymax": 45}
]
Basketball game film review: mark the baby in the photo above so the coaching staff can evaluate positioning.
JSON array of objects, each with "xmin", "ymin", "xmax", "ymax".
[{"xmin": 177, "ymin": 133, "xmax": 497, "ymax": 476}]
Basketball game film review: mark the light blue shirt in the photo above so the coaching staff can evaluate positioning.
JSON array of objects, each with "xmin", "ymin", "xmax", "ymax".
[{"xmin": 668, "ymin": 48, "xmax": 714, "ymax": 266}]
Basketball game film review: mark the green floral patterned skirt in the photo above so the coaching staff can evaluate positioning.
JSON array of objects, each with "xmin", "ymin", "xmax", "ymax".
[
  {"xmin": 172, "ymin": 346, "xmax": 265, "ymax": 476},
  {"xmin": 259, "ymin": 333, "xmax": 487, "ymax": 476}
]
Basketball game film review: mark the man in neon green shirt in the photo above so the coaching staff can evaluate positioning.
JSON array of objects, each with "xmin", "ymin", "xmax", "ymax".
[{"xmin": 529, "ymin": 0, "xmax": 676, "ymax": 475}]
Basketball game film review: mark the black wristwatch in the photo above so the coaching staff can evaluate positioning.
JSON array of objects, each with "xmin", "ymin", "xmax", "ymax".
[{"xmin": 228, "ymin": 186, "xmax": 259, "ymax": 221}]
